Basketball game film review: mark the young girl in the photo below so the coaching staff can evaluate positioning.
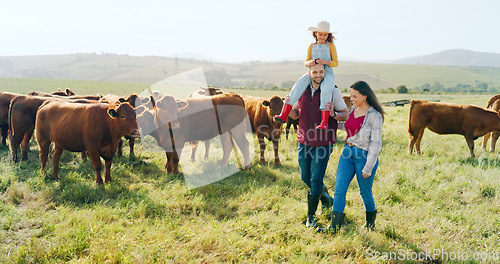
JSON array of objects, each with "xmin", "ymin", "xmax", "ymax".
[
  {"xmin": 319, "ymin": 81, "xmax": 385, "ymax": 234},
  {"xmin": 275, "ymin": 20, "xmax": 339, "ymax": 129}
]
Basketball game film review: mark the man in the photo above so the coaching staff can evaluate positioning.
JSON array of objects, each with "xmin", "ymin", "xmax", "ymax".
[{"xmin": 288, "ymin": 63, "xmax": 348, "ymax": 228}]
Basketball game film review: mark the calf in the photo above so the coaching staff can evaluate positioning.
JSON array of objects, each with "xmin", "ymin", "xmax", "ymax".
[
  {"xmin": 482, "ymin": 95, "xmax": 500, "ymax": 152},
  {"xmin": 35, "ymin": 101, "xmax": 139, "ymax": 184},
  {"xmin": 240, "ymin": 94, "xmax": 283, "ymax": 165},
  {"xmin": 146, "ymin": 93, "xmax": 251, "ymax": 174},
  {"xmin": 408, "ymin": 100, "xmax": 500, "ymax": 157}
]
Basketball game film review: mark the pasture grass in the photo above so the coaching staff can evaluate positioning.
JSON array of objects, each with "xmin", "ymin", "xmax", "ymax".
[{"xmin": 0, "ymin": 93, "xmax": 499, "ymax": 263}]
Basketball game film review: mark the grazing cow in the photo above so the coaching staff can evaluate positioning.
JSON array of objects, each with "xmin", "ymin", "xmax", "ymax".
[
  {"xmin": 35, "ymin": 101, "xmax": 139, "ymax": 184},
  {"xmin": 145, "ymin": 93, "xmax": 251, "ymax": 174},
  {"xmin": 8, "ymin": 95, "xmax": 99, "ymax": 162},
  {"xmin": 28, "ymin": 88, "xmax": 76, "ymax": 97},
  {"xmin": 187, "ymin": 87, "xmax": 224, "ymax": 160},
  {"xmin": 0, "ymin": 92, "xmax": 21, "ymax": 145},
  {"xmin": 240, "ymin": 94, "xmax": 283, "ymax": 165},
  {"xmin": 408, "ymin": 100, "xmax": 500, "ymax": 157},
  {"xmin": 482, "ymin": 95, "xmax": 500, "ymax": 152}
]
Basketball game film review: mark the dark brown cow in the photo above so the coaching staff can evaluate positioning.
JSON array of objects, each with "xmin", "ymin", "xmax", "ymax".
[
  {"xmin": 482, "ymin": 95, "xmax": 500, "ymax": 152},
  {"xmin": 35, "ymin": 101, "xmax": 139, "ymax": 184},
  {"xmin": 240, "ymin": 94, "xmax": 283, "ymax": 165},
  {"xmin": 0, "ymin": 92, "xmax": 21, "ymax": 145},
  {"xmin": 8, "ymin": 95, "xmax": 99, "ymax": 162},
  {"xmin": 145, "ymin": 93, "xmax": 251, "ymax": 174},
  {"xmin": 408, "ymin": 100, "xmax": 500, "ymax": 157},
  {"xmin": 28, "ymin": 88, "xmax": 76, "ymax": 97}
]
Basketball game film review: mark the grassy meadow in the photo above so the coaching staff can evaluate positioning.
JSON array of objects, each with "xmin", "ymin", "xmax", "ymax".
[{"xmin": 0, "ymin": 89, "xmax": 499, "ymax": 263}]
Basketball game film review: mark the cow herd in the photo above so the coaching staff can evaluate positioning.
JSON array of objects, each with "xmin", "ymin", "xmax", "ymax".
[{"xmin": 0, "ymin": 88, "xmax": 499, "ymax": 185}]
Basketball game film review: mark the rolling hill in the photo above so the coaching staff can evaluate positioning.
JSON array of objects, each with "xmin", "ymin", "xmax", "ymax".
[{"xmin": 1, "ymin": 51, "xmax": 500, "ymax": 91}]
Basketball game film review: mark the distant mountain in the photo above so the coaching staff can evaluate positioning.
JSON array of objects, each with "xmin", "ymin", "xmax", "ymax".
[{"xmin": 394, "ymin": 49, "xmax": 500, "ymax": 68}]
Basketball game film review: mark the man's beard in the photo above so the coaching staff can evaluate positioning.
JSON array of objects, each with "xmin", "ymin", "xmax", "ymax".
[{"xmin": 313, "ymin": 77, "xmax": 323, "ymax": 85}]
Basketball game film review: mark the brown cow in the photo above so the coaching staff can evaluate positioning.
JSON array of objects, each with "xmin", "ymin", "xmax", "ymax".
[
  {"xmin": 482, "ymin": 95, "xmax": 500, "ymax": 152},
  {"xmin": 35, "ymin": 101, "xmax": 139, "ymax": 184},
  {"xmin": 146, "ymin": 93, "xmax": 251, "ymax": 174},
  {"xmin": 408, "ymin": 100, "xmax": 500, "ymax": 157},
  {"xmin": 0, "ymin": 92, "xmax": 21, "ymax": 145},
  {"xmin": 28, "ymin": 88, "xmax": 76, "ymax": 97},
  {"xmin": 240, "ymin": 94, "xmax": 283, "ymax": 165},
  {"xmin": 8, "ymin": 95, "xmax": 99, "ymax": 162}
]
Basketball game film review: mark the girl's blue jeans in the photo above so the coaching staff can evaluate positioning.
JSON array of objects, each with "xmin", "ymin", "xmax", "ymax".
[
  {"xmin": 298, "ymin": 143, "xmax": 333, "ymax": 196},
  {"xmin": 333, "ymin": 144, "xmax": 378, "ymax": 212}
]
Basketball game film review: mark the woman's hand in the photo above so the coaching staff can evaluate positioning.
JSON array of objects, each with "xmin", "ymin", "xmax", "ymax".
[{"xmin": 317, "ymin": 59, "xmax": 330, "ymax": 65}]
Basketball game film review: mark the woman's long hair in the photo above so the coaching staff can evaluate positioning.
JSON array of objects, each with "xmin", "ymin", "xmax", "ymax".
[{"xmin": 351, "ymin": 81, "xmax": 386, "ymax": 121}]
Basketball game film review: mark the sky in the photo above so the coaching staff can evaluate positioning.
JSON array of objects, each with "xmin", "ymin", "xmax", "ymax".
[{"xmin": 1, "ymin": 0, "xmax": 499, "ymax": 62}]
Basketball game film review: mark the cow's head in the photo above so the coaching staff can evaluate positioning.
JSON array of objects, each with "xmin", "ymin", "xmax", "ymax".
[
  {"xmin": 263, "ymin": 95, "xmax": 284, "ymax": 120},
  {"xmin": 153, "ymin": 95, "xmax": 187, "ymax": 129},
  {"xmin": 108, "ymin": 102, "xmax": 140, "ymax": 138}
]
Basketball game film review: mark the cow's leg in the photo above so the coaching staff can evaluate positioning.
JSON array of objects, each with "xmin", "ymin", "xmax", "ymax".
[
  {"xmin": 165, "ymin": 151, "xmax": 180, "ymax": 174},
  {"xmin": 172, "ymin": 150, "xmax": 180, "ymax": 174},
  {"xmin": 1, "ymin": 125, "xmax": 7, "ymax": 146},
  {"xmin": 21, "ymin": 128, "xmax": 34, "ymax": 161},
  {"xmin": 490, "ymin": 132, "xmax": 499, "ymax": 153},
  {"xmin": 9, "ymin": 131, "xmax": 20, "ymax": 163},
  {"xmin": 465, "ymin": 135, "xmax": 475, "ymax": 157},
  {"xmin": 258, "ymin": 135, "xmax": 266, "ymax": 163},
  {"xmin": 190, "ymin": 141, "xmax": 198, "ymax": 161},
  {"xmin": 482, "ymin": 132, "xmax": 491, "ymax": 150},
  {"xmin": 231, "ymin": 128, "xmax": 251, "ymax": 170},
  {"xmin": 273, "ymin": 138, "xmax": 281, "ymax": 166},
  {"xmin": 117, "ymin": 139, "xmax": 123, "ymax": 157},
  {"xmin": 413, "ymin": 129, "xmax": 425, "ymax": 154},
  {"xmin": 204, "ymin": 140, "xmax": 210, "ymax": 160},
  {"xmin": 165, "ymin": 152, "xmax": 173, "ymax": 173},
  {"xmin": 87, "ymin": 150, "xmax": 104, "ymax": 184},
  {"xmin": 38, "ymin": 139, "xmax": 51, "ymax": 175},
  {"xmin": 220, "ymin": 133, "xmax": 232, "ymax": 167},
  {"xmin": 103, "ymin": 158, "xmax": 113, "ymax": 183},
  {"xmin": 128, "ymin": 138, "xmax": 135, "ymax": 157},
  {"xmin": 51, "ymin": 145, "xmax": 64, "ymax": 180},
  {"xmin": 285, "ymin": 123, "xmax": 291, "ymax": 140}
]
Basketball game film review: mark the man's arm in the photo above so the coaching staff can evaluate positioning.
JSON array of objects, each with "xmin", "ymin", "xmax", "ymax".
[{"xmin": 288, "ymin": 102, "xmax": 300, "ymax": 120}]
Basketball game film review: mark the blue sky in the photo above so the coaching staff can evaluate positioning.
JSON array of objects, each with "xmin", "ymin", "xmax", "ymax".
[{"xmin": 1, "ymin": 0, "xmax": 499, "ymax": 62}]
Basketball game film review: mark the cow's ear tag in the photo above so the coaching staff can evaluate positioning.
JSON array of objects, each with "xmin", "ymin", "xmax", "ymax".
[
  {"xmin": 262, "ymin": 101, "xmax": 270, "ymax": 107},
  {"xmin": 108, "ymin": 109, "xmax": 118, "ymax": 117},
  {"xmin": 118, "ymin": 98, "xmax": 126, "ymax": 103}
]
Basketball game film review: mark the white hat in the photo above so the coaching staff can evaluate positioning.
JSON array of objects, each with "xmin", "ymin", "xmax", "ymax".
[{"xmin": 308, "ymin": 21, "xmax": 333, "ymax": 33}]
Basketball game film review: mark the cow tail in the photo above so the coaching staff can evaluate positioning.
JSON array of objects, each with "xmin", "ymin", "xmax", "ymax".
[
  {"xmin": 408, "ymin": 100, "xmax": 418, "ymax": 136},
  {"xmin": 8, "ymin": 96, "xmax": 21, "ymax": 139}
]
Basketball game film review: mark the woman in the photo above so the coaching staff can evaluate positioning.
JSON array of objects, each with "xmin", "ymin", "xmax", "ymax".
[{"xmin": 319, "ymin": 81, "xmax": 385, "ymax": 234}]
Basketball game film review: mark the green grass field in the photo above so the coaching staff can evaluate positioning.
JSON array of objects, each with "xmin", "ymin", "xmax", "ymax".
[{"xmin": 0, "ymin": 89, "xmax": 499, "ymax": 263}]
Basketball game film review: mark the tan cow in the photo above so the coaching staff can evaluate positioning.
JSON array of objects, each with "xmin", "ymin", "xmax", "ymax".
[
  {"xmin": 408, "ymin": 100, "xmax": 500, "ymax": 157},
  {"xmin": 482, "ymin": 95, "xmax": 500, "ymax": 152}
]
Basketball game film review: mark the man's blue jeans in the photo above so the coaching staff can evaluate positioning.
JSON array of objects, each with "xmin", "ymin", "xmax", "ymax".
[
  {"xmin": 333, "ymin": 144, "xmax": 378, "ymax": 213},
  {"xmin": 298, "ymin": 143, "xmax": 333, "ymax": 196}
]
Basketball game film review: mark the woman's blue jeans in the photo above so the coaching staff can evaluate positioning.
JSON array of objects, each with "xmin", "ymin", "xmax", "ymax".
[
  {"xmin": 298, "ymin": 143, "xmax": 333, "ymax": 196},
  {"xmin": 333, "ymin": 144, "xmax": 378, "ymax": 213}
]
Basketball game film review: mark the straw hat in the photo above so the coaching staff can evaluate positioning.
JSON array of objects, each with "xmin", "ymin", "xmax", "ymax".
[{"xmin": 308, "ymin": 21, "xmax": 333, "ymax": 33}]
